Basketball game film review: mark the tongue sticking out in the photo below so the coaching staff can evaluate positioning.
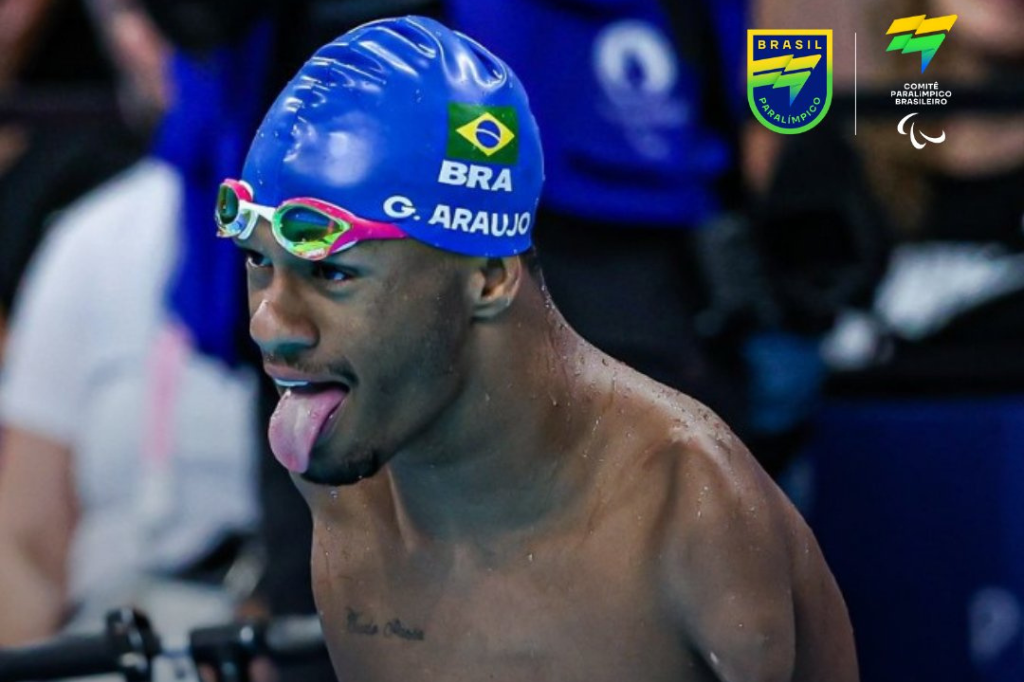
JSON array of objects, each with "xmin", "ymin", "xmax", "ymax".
[{"xmin": 268, "ymin": 387, "xmax": 347, "ymax": 473}]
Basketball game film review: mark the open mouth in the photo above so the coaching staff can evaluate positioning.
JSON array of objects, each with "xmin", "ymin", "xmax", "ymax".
[{"xmin": 267, "ymin": 378, "xmax": 351, "ymax": 474}]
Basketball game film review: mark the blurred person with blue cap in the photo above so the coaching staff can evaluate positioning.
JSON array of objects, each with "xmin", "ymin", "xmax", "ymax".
[
  {"xmin": 226, "ymin": 15, "xmax": 858, "ymax": 681},
  {"xmin": 442, "ymin": 0, "xmax": 752, "ymax": 414}
]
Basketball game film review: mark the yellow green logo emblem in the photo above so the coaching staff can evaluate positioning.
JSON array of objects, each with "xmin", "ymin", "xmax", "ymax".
[
  {"xmin": 447, "ymin": 104, "xmax": 518, "ymax": 165},
  {"xmin": 748, "ymin": 30, "xmax": 832, "ymax": 135},
  {"xmin": 886, "ymin": 14, "xmax": 957, "ymax": 72}
]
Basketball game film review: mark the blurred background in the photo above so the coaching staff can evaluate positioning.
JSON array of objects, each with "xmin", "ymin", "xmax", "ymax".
[{"xmin": 0, "ymin": 1, "xmax": 1021, "ymax": 681}]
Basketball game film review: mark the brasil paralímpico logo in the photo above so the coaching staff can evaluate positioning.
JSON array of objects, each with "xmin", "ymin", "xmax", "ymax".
[
  {"xmin": 748, "ymin": 30, "xmax": 832, "ymax": 134},
  {"xmin": 447, "ymin": 103, "xmax": 519, "ymax": 165},
  {"xmin": 885, "ymin": 14, "xmax": 957, "ymax": 73}
]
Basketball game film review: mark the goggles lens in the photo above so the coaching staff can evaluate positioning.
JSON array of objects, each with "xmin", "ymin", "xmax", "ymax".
[
  {"xmin": 274, "ymin": 205, "xmax": 353, "ymax": 260},
  {"xmin": 215, "ymin": 181, "xmax": 255, "ymax": 238}
]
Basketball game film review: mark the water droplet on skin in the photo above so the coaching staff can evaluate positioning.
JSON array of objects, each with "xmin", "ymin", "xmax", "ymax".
[
  {"xmin": 697, "ymin": 485, "xmax": 710, "ymax": 518},
  {"xmin": 527, "ymin": 553, "xmax": 534, "ymax": 562},
  {"xmin": 330, "ymin": 489, "xmax": 339, "ymax": 501}
]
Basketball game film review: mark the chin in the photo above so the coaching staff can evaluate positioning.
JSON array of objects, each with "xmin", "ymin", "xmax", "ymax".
[{"xmin": 301, "ymin": 447, "xmax": 387, "ymax": 487}]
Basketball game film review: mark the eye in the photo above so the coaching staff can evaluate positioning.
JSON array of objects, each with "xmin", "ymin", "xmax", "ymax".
[
  {"xmin": 242, "ymin": 249, "xmax": 271, "ymax": 269},
  {"xmin": 313, "ymin": 262, "xmax": 352, "ymax": 283}
]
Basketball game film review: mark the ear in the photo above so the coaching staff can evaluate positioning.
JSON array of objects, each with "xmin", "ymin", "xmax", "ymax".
[{"xmin": 468, "ymin": 256, "xmax": 523, "ymax": 320}]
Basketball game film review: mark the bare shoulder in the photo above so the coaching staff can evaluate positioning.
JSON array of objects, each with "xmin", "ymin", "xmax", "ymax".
[{"xmin": 616, "ymin": 378, "xmax": 858, "ymax": 682}]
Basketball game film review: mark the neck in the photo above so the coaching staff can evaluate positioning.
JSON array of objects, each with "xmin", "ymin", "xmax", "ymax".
[{"xmin": 383, "ymin": 286, "xmax": 608, "ymax": 548}]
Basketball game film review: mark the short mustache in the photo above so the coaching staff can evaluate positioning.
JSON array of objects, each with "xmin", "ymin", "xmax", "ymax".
[{"xmin": 262, "ymin": 354, "xmax": 353, "ymax": 381}]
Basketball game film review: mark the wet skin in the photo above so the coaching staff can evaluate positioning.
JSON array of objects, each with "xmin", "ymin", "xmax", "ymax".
[{"xmin": 240, "ymin": 220, "xmax": 859, "ymax": 682}]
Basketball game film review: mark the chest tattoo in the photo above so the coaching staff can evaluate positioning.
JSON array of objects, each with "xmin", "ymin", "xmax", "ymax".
[{"xmin": 345, "ymin": 607, "xmax": 426, "ymax": 642}]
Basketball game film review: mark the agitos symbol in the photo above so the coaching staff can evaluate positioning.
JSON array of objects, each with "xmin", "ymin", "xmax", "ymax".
[{"xmin": 886, "ymin": 14, "xmax": 957, "ymax": 73}]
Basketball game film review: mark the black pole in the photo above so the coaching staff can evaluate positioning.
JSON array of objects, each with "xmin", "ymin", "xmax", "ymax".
[{"xmin": 0, "ymin": 609, "xmax": 160, "ymax": 682}]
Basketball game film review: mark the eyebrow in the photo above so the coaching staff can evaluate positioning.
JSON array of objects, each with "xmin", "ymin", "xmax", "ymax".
[{"xmin": 323, "ymin": 247, "xmax": 371, "ymax": 269}]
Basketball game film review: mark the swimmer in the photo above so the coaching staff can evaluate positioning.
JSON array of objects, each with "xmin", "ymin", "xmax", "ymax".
[{"xmin": 220, "ymin": 16, "xmax": 858, "ymax": 681}]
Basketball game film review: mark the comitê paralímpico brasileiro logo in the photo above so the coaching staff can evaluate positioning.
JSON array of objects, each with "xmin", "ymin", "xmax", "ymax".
[
  {"xmin": 747, "ymin": 30, "xmax": 832, "ymax": 134},
  {"xmin": 885, "ymin": 14, "xmax": 957, "ymax": 73}
]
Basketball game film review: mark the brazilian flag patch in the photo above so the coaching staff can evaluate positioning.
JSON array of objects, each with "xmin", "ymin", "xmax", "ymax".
[{"xmin": 446, "ymin": 103, "xmax": 519, "ymax": 165}]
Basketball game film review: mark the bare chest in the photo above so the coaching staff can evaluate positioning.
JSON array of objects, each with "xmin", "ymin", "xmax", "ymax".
[{"xmin": 309, "ymin": 507, "xmax": 713, "ymax": 682}]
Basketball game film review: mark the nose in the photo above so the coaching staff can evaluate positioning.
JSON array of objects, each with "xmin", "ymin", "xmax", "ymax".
[{"xmin": 249, "ymin": 276, "xmax": 318, "ymax": 357}]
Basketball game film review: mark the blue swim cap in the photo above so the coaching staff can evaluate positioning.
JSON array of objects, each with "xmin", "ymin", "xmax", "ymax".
[{"xmin": 242, "ymin": 16, "xmax": 544, "ymax": 257}]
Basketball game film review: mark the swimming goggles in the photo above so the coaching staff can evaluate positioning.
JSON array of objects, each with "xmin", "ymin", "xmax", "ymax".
[{"xmin": 215, "ymin": 179, "xmax": 408, "ymax": 261}]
